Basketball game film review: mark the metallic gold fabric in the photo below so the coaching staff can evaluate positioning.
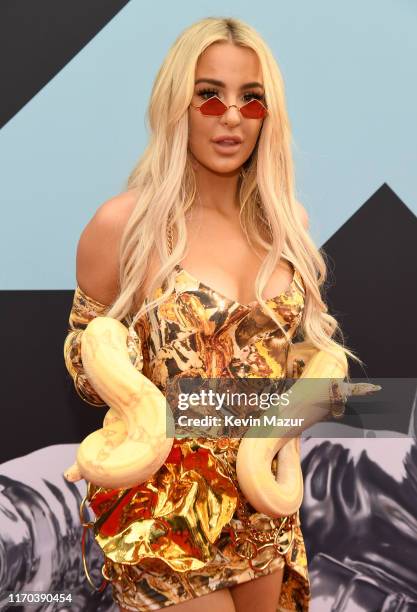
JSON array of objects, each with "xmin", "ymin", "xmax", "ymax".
[
  {"xmin": 87, "ymin": 438, "xmax": 239, "ymax": 572},
  {"xmin": 64, "ymin": 263, "xmax": 311, "ymax": 610},
  {"xmin": 63, "ymin": 285, "xmax": 144, "ymax": 406}
]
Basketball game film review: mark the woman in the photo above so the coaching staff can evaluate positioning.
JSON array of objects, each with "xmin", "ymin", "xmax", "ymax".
[{"xmin": 64, "ymin": 16, "xmax": 364, "ymax": 612}]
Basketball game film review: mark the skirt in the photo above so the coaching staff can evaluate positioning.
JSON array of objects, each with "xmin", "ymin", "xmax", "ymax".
[{"xmin": 81, "ymin": 436, "xmax": 311, "ymax": 611}]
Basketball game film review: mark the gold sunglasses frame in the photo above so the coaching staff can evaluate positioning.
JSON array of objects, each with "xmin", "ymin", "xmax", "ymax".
[{"xmin": 190, "ymin": 95, "xmax": 268, "ymax": 119}]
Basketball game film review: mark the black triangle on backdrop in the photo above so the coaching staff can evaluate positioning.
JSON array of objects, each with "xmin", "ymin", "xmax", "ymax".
[
  {"xmin": 0, "ymin": 184, "xmax": 416, "ymax": 463},
  {"xmin": 321, "ymin": 183, "xmax": 417, "ymax": 379},
  {"xmin": 0, "ymin": 0, "xmax": 130, "ymax": 129},
  {"xmin": 0, "ymin": 288, "xmax": 109, "ymax": 464}
]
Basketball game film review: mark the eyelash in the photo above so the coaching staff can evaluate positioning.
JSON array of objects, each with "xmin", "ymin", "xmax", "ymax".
[{"xmin": 196, "ymin": 88, "xmax": 265, "ymax": 103}]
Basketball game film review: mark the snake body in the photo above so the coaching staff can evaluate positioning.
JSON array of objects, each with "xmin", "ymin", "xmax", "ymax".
[
  {"xmin": 64, "ymin": 317, "xmax": 378, "ymax": 517},
  {"xmin": 236, "ymin": 342, "xmax": 348, "ymax": 517},
  {"xmin": 64, "ymin": 316, "xmax": 174, "ymax": 490}
]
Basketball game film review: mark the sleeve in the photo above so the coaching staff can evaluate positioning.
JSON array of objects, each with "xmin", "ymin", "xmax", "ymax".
[{"xmin": 63, "ymin": 285, "xmax": 144, "ymax": 407}]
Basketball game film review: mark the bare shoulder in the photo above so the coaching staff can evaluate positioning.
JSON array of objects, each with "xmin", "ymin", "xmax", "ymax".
[
  {"xmin": 295, "ymin": 200, "xmax": 309, "ymax": 230},
  {"xmin": 76, "ymin": 189, "xmax": 138, "ymax": 304},
  {"xmin": 96, "ymin": 188, "xmax": 138, "ymax": 221}
]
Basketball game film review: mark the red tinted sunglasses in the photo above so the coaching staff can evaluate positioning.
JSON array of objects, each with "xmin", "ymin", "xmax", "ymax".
[{"xmin": 190, "ymin": 95, "xmax": 268, "ymax": 119}]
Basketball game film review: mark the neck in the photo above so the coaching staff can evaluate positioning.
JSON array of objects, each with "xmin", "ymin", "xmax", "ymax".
[{"xmin": 193, "ymin": 163, "xmax": 241, "ymax": 216}]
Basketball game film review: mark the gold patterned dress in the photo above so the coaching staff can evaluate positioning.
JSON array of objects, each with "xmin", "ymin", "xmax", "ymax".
[{"xmin": 64, "ymin": 262, "xmax": 311, "ymax": 612}]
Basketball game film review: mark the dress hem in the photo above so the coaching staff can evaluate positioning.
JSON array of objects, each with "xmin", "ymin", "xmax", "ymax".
[{"xmin": 111, "ymin": 555, "xmax": 286, "ymax": 612}]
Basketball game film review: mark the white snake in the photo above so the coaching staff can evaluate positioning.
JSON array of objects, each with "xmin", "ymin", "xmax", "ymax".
[
  {"xmin": 64, "ymin": 317, "xmax": 174, "ymax": 490},
  {"xmin": 64, "ymin": 317, "xmax": 380, "ymax": 516}
]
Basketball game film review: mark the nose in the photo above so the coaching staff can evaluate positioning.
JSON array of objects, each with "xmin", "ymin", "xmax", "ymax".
[{"xmin": 220, "ymin": 101, "xmax": 241, "ymax": 126}]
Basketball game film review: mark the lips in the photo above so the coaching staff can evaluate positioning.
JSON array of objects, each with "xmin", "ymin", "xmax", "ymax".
[
  {"xmin": 211, "ymin": 136, "xmax": 243, "ymax": 156},
  {"xmin": 212, "ymin": 135, "xmax": 242, "ymax": 144},
  {"xmin": 216, "ymin": 141, "xmax": 238, "ymax": 146},
  {"xmin": 216, "ymin": 139, "xmax": 239, "ymax": 144}
]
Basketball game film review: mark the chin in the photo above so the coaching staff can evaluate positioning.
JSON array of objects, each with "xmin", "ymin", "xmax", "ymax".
[{"xmin": 200, "ymin": 158, "xmax": 243, "ymax": 176}]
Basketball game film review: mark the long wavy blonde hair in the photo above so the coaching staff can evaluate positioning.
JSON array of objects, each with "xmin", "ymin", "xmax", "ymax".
[{"xmin": 106, "ymin": 15, "xmax": 362, "ymax": 376}]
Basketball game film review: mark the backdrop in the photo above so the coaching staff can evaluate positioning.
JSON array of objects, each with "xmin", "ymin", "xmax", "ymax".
[{"xmin": 1, "ymin": 1, "xmax": 416, "ymax": 611}]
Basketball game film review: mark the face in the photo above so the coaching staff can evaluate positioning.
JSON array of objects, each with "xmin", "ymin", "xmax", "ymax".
[{"xmin": 188, "ymin": 42, "xmax": 266, "ymax": 176}]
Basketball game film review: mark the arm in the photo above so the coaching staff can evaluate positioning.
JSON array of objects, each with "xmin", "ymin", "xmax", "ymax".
[
  {"xmin": 63, "ymin": 192, "xmax": 140, "ymax": 406},
  {"xmin": 64, "ymin": 287, "xmax": 111, "ymax": 406}
]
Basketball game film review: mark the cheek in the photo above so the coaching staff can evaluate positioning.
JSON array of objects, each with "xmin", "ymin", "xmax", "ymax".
[
  {"xmin": 249, "ymin": 122, "xmax": 263, "ymax": 143},
  {"xmin": 241, "ymin": 123, "xmax": 263, "ymax": 154},
  {"xmin": 188, "ymin": 111, "xmax": 206, "ymax": 136},
  {"xmin": 188, "ymin": 116, "xmax": 214, "ymax": 157}
]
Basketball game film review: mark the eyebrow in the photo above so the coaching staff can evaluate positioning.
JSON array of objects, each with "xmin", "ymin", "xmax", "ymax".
[{"xmin": 195, "ymin": 78, "xmax": 264, "ymax": 90}]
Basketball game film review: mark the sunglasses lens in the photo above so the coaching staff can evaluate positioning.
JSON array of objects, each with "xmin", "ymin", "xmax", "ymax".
[
  {"xmin": 240, "ymin": 99, "xmax": 268, "ymax": 119},
  {"xmin": 199, "ymin": 97, "xmax": 227, "ymax": 116}
]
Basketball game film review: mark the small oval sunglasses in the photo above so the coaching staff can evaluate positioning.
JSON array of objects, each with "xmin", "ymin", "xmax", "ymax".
[{"xmin": 190, "ymin": 95, "xmax": 268, "ymax": 120}]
